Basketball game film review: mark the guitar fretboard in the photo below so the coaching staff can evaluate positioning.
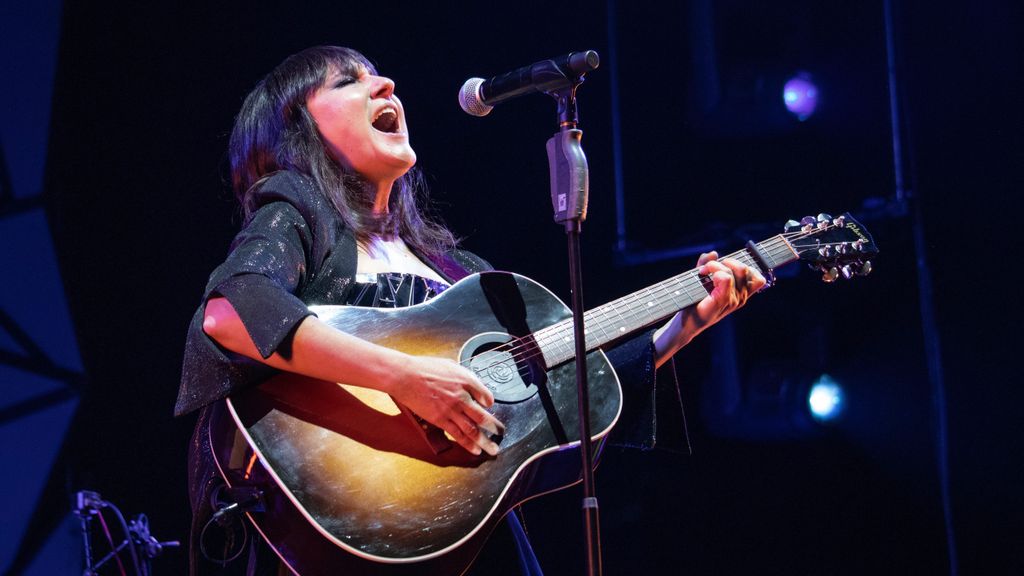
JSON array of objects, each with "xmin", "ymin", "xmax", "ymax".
[{"xmin": 533, "ymin": 234, "xmax": 798, "ymax": 368}]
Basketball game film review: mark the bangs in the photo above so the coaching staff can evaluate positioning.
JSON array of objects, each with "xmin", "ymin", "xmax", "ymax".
[
  {"xmin": 270, "ymin": 46, "xmax": 377, "ymax": 102},
  {"xmin": 321, "ymin": 47, "xmax": 377, "ymax": 79}
]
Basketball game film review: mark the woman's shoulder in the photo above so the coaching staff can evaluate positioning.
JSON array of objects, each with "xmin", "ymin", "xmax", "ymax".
[
  {"xmin": 245, "ymin": 170, "xmax": 347, "ymax": 234},
  {"xmin": 251, "ymin": 170, "xmax": 321, "ymax": 208}
]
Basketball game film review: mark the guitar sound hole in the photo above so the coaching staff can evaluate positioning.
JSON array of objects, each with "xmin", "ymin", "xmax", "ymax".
[{"xmin": 462, "ymin": 332, "xmax": 538, "ymax": 403}]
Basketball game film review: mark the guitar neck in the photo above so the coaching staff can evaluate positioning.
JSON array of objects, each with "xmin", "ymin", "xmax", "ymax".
[{"xmin": 534, "ymin": 234, "xmax": 799, "ymax": 368}]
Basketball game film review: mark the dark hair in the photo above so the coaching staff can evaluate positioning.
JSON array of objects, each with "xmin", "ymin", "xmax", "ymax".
[{"xmin": 228, "ymin": 46, "xmax": 455, "ymax": 255}]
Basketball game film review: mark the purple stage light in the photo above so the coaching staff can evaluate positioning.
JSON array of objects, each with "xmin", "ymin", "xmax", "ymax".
[{"xmin": 782, "ymin": 73, "xmax": 818, "ymax": 121}]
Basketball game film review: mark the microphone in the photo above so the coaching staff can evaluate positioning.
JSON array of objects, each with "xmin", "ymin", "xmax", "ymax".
[{"xmin": 459, "ymin": 51, "xmax": 600, "ymax": 117}]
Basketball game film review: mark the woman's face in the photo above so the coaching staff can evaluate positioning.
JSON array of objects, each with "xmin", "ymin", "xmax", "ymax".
[{"xmin": 307, "ymin": 65, "xmax": 416, "ymax": 187}]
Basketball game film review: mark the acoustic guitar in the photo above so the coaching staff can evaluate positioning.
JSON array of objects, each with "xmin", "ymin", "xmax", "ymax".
[{"xmin": 208, "ymin": 213, "xmax": 877, "ymax": 575}]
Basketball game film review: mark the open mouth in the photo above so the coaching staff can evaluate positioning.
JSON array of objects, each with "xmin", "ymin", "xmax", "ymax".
[{"xmin": 372, "ymin": 108, "xmax": 399, "ymax": 133}]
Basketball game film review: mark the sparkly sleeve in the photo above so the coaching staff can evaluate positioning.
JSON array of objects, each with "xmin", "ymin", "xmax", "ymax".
[
  {"xmin": 175, "ymin": 174, "xmax": 317, "ymax": 415},
  {"xmin": 204, "ymin": 196, "xmax": 314, "ymax": 359},
  {"xmin": 604, "ymin": 330, "xmax": 689, "ymax": 452}
]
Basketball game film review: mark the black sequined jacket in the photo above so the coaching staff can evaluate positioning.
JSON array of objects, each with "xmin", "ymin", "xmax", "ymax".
[
  {"xmin": 175, "ymin": 170, "xmax": 679, "ymax": 573},
  {"xmin": 176, "ymin": 169, "xmax": 671, "ymax": 444}
]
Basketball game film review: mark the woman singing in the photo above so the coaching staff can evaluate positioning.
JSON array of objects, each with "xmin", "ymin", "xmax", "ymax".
[{"xmin": 175, "ymin": 45, "xmax": 764, "ymax": 575}]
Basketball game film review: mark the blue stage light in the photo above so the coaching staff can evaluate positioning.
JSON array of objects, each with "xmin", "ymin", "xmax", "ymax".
[
  {"xmin": 807, "ymin": 375, "xmax": 844, "ymax": 422},
  {"xmin": 782, "ymin": 73, "xmax": 818, "ymax": 121}
]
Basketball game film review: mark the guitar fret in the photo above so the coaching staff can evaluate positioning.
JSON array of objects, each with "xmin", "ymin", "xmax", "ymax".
[{"xmin": 536, "ymin": 234, "xmax": 802, "ymax": 368}]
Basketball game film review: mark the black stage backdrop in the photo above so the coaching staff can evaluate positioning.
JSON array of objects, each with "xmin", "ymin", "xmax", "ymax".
[{"xmin": 29, "ymin": 0, "xmax": 1021, "ymax": 574}]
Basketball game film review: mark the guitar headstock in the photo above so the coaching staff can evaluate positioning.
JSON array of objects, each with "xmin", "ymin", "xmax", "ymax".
[{"xmin": 784, "ymin": 213, "xmax": 878, "ymax": 282}]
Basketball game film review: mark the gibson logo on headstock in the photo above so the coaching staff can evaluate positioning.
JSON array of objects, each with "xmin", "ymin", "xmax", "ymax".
[{"xmin": 845, "ymin": 222, "xmax": 871, "ymax": 244}]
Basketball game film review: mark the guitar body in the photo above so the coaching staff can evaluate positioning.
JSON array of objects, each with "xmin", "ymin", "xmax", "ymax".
[
  {"xmin": 209, "ymin": 271, "xmax": 624, "ymax": 575},
  {"xmin": 206, "ymin": 212, "xmax": 879, "ymax": 574}
]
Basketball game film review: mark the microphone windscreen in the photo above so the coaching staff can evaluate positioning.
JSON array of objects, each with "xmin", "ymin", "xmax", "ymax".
[{"xmin": 458, "ymin": 77, "xmax": 492, "ymax": 117}]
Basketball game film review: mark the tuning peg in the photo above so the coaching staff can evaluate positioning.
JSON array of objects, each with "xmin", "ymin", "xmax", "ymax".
[
  {"xmin": 816, "ymin": 213, "xmax": 833, "ymax": 224},
  {"xmin": 800, "ymin": 216, "xmax": 816, "ymax": 233},
  {"xmin": 832, "ymin": 215, "xmax": 846, "ymax": 227},
  {"xmin": 836, "ymin": 243, "xmax": 849, "ymax": 255},
  {"xmin": 818, "ymin": 245, "xmax": 833, "ymax": 258},
  {"xmin": 821, "ymin": 267, "xmax": 839, "ymax": 283},
  {"xmin": 784, "ymin": 219, "xmax": 801, "ymax": 233},
  {"xmin": 857, "ymin": 261, "xmax": 873, "ymax": 276},
  {"xmin": 840, "ymin": 264, "xmax": 854, "ymax": 280}
]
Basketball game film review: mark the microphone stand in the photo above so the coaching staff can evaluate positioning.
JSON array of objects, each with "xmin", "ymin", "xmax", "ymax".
[{"xmin": 546, "ymin": 77, "xmax": 601, "ymax": 576}]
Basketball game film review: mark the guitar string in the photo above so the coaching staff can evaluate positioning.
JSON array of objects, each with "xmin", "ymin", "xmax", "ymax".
[
  {"xmin": 466, "ymin": 233, "xmax": 855, "ymax": 376},
  {"xmin": 460, "ymin": 254, "xmax": 729, "ymax": 372},
  {"xmin": 518, "ymin": 240, "xmax": 779, "ymax": 365},
  {"xmin": 523, "ymin": 230, "xmax": 835, "ymax": 360},
  {"xmin": 458, "ymin": 224, "xmax": 864, "ymax": 377},
  {"xmin": 477, "ymin": 234, "xmax": 793, "ymax": 367},
  {"xmin": 460, "ymin": 228, "xmax": 859, "ymax": 377}
]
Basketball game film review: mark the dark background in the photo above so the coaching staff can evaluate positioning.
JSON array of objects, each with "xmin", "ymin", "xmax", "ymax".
[{"xmin": 6, "ymin": 0, "xmax": 1021, "ymax": 573}]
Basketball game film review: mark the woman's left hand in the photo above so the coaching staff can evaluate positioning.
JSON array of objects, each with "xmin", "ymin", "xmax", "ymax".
[{"xmin": 653, "ymin": 251, "xmax": 767, "ymax": 367}]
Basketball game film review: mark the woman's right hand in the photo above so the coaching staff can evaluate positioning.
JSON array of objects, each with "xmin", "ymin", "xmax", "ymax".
[{"xmin": 389, "ymin": 355, "xmax": 505, "ymax": 457}]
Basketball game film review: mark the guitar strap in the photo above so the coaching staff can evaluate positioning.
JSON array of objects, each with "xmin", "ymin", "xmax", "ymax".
[
  {"xmin": 420, "ymin": 247, "xmax": 492, "ymax": 284},
  {"xmin": 422, "ymin": 248, "xmax": 546, "ymax": 575},
  {"xmin": 508, "ymin": 509, "xmax": 545, "ymax": 576},
  {"xmin": 425, "ymin": 253, "xmax": 469, "ymax": 283}
]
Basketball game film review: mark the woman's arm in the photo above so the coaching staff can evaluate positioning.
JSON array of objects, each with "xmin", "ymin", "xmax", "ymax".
[
  {"xmin": 653, "ymin": 251, "xmax": 766, "ymax": 368},
  {"xmin": 203, "ymin": 296, "xmax": 503, "ymax": 456}
]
